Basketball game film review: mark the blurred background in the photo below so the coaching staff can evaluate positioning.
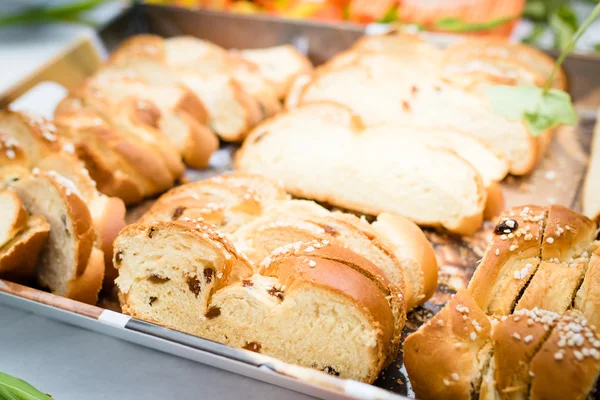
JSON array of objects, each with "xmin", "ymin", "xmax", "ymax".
[{"xmin": 0, "ymin": 0, "xmax": 598, "ymax": 51}]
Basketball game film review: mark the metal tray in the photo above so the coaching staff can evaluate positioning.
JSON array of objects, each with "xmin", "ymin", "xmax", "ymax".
[{"xmin": 2, "ymin": 4, "xmax": 600, "ymax": 399}]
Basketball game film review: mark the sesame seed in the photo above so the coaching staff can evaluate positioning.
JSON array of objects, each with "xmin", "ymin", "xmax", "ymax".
[
  {"xmin": 513, "ymin": 332, "xmax": 521, "ymax": 340},
  {"xmin": 495, "ymin": 248, "xmax": 500, "ymax": 256},
  {"xmin": 509, "ymin": 245, "xmax": 517, "ymax": 251},
  {"xmin": 554, "ymin": 352, "xmax": 563, "ymax": 360},
  {"xmin": 308, "ymin": 260, "xmax": 317, "ymax": 267},
  {"xmin": 547, "ymin": 237, "xmax": 555, "ymax": 244},
  {"xmin": 443, "ymin": 378, "xmax": 450, "ymax": 386},
  {"xmin": 470, "ymin": 332, "xmax": 477, "ymax": 341},
  {"xmin": 304, "ymin": 246, "xmax": 315, "ymax": 253},
  {"xmin": 451, "ymin": 373, "xmax": 459, "ymax": 381},
  {"xmin": 574, "ymin": 351, "xmax": 584, "ymax": 361},
  {"xmin": 524, "ymin": 335, "xmax": 534, "ymax": 343}
]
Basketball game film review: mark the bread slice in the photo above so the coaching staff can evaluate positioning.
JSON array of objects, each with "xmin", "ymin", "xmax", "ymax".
[
  {"xmin": 0, "ymin": 190, "xmax": 28, "ymax": 248},
  {"xmin": 0, "ymin": 215, "xmax": 50, "ymax": 282},
  {"xmin": 15, "ymin": 172, "xmax": 103, "ymax": 304},
  {"xmin": 285, "ymin": 74, "xmax": 312, "ymax": 109},
  {"xmin": 514, "ymin": 205, "xmax": 596, "ymax": 314},
  {"xmin": 443, "ymin": 38, "xmax": 567, "ymax": 91},
  {"xmin": 85, "ymin": 69, "xmax": 218, "ymax": 168},
  {"xmin": 54, "ymin": 96, "xmax": 175, "ymax": 203},
  {"xmin": 575, "ymin": 241, "xmax": 600, "ymax": 329},
  {"xmin": 236, "ymin": 102, "xmax": 486, "ymax": 234},
  {"xmin": 371, "ymin": 212, "xmax": 439, "ymax": 310},
  {"xmin": 404, "ymin": 289, "xmax": 493, "ymax": 400},
  {"xmin": 469, "ymin": 206, "xmax": 548, "ymax": 315},
  {"xmin": 115, "ymin": 220, "xmax": 253, "ymax": 322},
  {"xmin": 297, "ymin": 62, "xmax": 538, "ymax": 175},
  {"xmin": 582, "ymin": 108, "xmax": 600, "ymax": 222},
  {"xmin": 530, "ymin": 310, "xmax": 600, "ymax": 400},
  {"xmin": 237, "ymin": 45, "xmax": 313, "ymax": 99},
  {"xmin": 78, "ymin": 88, "xmax": 184, "ymax": 181}
]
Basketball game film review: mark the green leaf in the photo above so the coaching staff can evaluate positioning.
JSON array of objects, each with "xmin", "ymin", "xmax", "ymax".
[
  {"xmin": 0, "ymin": 0, "xmax": 105, "ymax": 26},
  {"xmin": 486, "ymin": 85, "xmax": 577, "ymax": 135},
  {"xmin": 434, "ymin": 16, "xmax": 516, "ymax": 32},
  {"xmin": 522, "ymin": 23, "xmax": 545, "ymax": 46},
  {"xmin": 0, "ymin": 373, "xmax": 52, "ymax": 400},
  {"xmin": 376, "ymin": 5, "xmax": 399, "ymax": 24},
  {"xmin": 549, "ymin": 5, "xmax": 579, "ymax": 50},
  {"xmin": 594, "ymin": 43, "xmax": 600, "ymax": 53},
  {"xmin": 522, "ymin": 0, "xmax": 548, "ymax": 21}
]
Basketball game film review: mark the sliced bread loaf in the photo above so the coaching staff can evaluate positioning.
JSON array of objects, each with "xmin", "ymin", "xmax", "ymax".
[{"xmin": 236, "ymin": 102, "xmax": 486, "ymax": 234}]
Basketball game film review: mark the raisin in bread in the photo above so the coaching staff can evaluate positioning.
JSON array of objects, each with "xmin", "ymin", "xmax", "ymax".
[
  {"xmin": 469, "ymin": 205, "xmax": 597, "ymax": 316},
  {"xmin": 15, "ymin": 172, "xmax": 104, "ymax": 304},
  {"xmin": 236, "ymin": 102, "xmax": 486, "ymax": 235},
  {"xmin": 405, "ymin": 290, "xmax": 600, "ymax": 400},
  {"xmin": 115, "ymin": 223, "xmax": 395, "ymax": 383}
]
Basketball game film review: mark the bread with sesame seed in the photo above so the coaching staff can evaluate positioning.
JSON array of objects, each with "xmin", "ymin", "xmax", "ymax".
[
  {"xmin": 468, "ymin": 205, "xmax": 547, "ymax": 315},
  {"xmin": 236, "ymin": 102, "xmax": 487, "ymax": 235},
  {"xmin": 14, "ymin": 172, "xmax": 104, "ymax": 304},
  {"xmin": 404, "ymin": 290, "xmax": 494, "ymax": 400},
  {"xmin": 0, "ymin": 133, "xmax": 29, "ymax": 189},
  {"xmin": 515, "ymin": 206, "xmax": 596, "ymax": 314},
  {"xmin": 54, "ymin": 96, "xmax": 172, "ymax": 204},
  {"xmin": 114, "ymin": 225, "xmax": 395, "ymax": 383},
  {"xmin": 0, "ymin": 111, "xmax": 126, "ymax": 288},
  {"xmin": 529, "ymin": 310, "xmax": 600, "ymax": 400}
]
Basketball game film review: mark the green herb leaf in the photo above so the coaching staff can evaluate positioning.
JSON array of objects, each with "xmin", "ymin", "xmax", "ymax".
[
  {"xmin": 0, "ymin": 0, "xmax": 105, "ymax": 26},
  {"xmin": 522, "ymin": 0, "xmax": 547, "ymax": 21},
  {"xmin": 376, "ymin": 5, "xmax": 399, "ymax": 24},
  {"xmin": 486, "ymin": 85, "xmax": 577, "ymax": 136},
  {"xmin": 434, "ymin": 16, "xmax": 516, "ymax": 32},
  {"xmin": 522, "ymin": 22, "xmax": 546, "ymax": 46},
  {"xmin": 549, "ymin": 5, "xmax": 578, "ymax": 50},
  {"xmin": 0, "ymin": 373, "xmax": 52, "ymax": 400}
]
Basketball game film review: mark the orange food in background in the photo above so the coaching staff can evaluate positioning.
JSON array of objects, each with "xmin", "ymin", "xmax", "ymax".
[{"xmin": 145, "ymin": 0, "xmax": 525, "ymax": 37}]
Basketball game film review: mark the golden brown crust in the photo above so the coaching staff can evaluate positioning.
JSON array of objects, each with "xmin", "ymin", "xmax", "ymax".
[
  {"xmin": 273, "ymin": 253, "xmax": 395, "ymax": 382},
  {"xmin": 575, "ymin": 241, "xmax": 600, "ymax": 329},
  {"xmin": 492, "ymin": 308, "xmax": 561, "ymax": 399},
  {"xmin": 0, "ymin": 190, "xmax": 28, "ymax": 246},
  {"xmin": 176, "ymin": 112, "xmax": 219, "ymax": 169},
  {"xmin": 0, "ymin": 215, "xmax": 50, "ymax": 282},
  {"xmin": 0, "ymin": 132, "xmax": 28, "ymax": 167},
  {"xmin": 65, "ymin": 246, "xmax": 104, "ymax": 305},
  {"xmin": 530, "ymin": 310, "xmax": 600, "ymax": 400},
  {"xmin": 404, "ymin": 290, "xmax": 493, "ymax": 400},
  {"xmin": 542, "ymin": 205, "xmax": 596, "ymax": 262},
  {"xmin": 107, "ymin": 34, "xmax": 166, "ymax": 65},
  {"xmin": 469, "ymin": 205, "xmax": 547, "ymax": 315},
  {"xmin": 371, "ymin": 212, "xmax": 439, "ymax": 309},
  {"xmin": 93, "ymin": 196, "xmax": 126, "ymax": 289},
  {"xmin": 41, "ymin": 172, "xmax": 96, "ymax": 277}
]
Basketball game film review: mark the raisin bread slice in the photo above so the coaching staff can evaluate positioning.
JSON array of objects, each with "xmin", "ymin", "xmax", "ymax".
[
  {"xmin": 0, "ymin": 215, "xmax": 50, "ymax": 282},
  {"xmin": 236, "ymin": 102, "xmax": 486, "ymax": 235},
  {"xmin": 237, "ymin": 45, "xmax": 313, "ymax": 99},
  {"xmin": 115, "ymin": 223, "xmax": 395, "ymax": 383},
  {"xmin": 0, "ymin": 190, "xmax": 28, "ymax": 248},
  {"xmin": 15, "ymin": 172, "xmax": 104, "ymax": 304}
]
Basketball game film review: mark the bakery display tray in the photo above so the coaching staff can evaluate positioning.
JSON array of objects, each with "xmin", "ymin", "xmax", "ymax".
[{"xmin": 2, "ymin": 3, "xmax": 600, "ymax": 399}]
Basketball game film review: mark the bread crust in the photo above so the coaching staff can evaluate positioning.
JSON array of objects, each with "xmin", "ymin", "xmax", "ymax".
[
  {"xmin": 484, "ymin": 182, "xmax": 505, "ymax": 221},
  {"xmin": 372, "ymin": 212, "xmax": 438, "ymax": 309},
  {"xmin": 0, "ymin": 215, "xmax": 50, "ymax": 282},
  {"xmin": 469, "ymin": 205, "xmax": 547, "ymax": 315},
  {"xmin": 0, "ymin": 190, "xmax": 28, "ymax": 247},
  {"xmin": 65, "ymin": 246, "xmax": 104, "ymax": 305},
  {"xmin": 530, "ymin": 310, "xmax": 600, "ymax": 400},
  {"xmin": 404, "ymin": 290, "xmax": 493, "ymax": 400},
  {"xmin": 574, "ymin": 240, "xmax": 600, "ymax": 329},
  {"xmin": 272, "ymin": 253, "xmax": 395, "ymax": 382}
]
